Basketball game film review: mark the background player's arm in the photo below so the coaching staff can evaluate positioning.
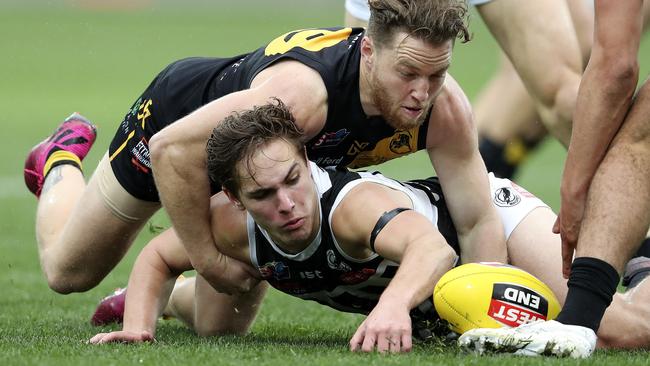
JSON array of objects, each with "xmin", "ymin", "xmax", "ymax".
[
  {"xmin": 149, "ymin": 60, "xmax": 328, "ymax": 295},
  {"xmin": 426, "ymin": 75, "xmax": 506, "ymax": 264},
  {"xmin": 332, "ymin": 182, "xmax": 457, "ymax": 353},
  {"xmin": 557, "ymin": 0, "xmax": 643, "ymax": 272},
  {"xmin": 89, "ymin": 228, "xmax": 192, "ymax": 344}
]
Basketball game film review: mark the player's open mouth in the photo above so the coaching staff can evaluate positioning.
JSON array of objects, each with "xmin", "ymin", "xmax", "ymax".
[{"xmin": 402, "ymin": 106, "xmax": 422, "ymax": 117}]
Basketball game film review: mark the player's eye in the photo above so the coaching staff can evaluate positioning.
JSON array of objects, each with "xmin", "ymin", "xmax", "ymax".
[
  {"xmin": 287, "ymin": 174, "xmax": 300, "ymax": 185},
  {"xmin": 399, "ymin": 70, "xmax": 415, "ymax": 79},
  {"xmin": 249, "ymin": 190, "xmax": 272, "ymax": 200}
]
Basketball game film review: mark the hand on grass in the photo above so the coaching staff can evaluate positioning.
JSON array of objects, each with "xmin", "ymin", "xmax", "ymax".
[
  {"xmin": 349, "ymin": 301, "xmax": 412, "ymax": 353},
  {"xmin": 89, "ymin": 330, "xmax": 154, "ymax": 344}
]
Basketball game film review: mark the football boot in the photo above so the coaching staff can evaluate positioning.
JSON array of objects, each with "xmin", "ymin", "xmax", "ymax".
[{"xmin": 24, "ymin": 112, "xmax": 97, "ymax": 197}]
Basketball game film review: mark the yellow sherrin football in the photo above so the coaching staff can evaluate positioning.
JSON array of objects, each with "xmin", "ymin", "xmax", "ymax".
[{"xmin": 433, "ymin": 262, "xmax": 560, "ymax": 334}]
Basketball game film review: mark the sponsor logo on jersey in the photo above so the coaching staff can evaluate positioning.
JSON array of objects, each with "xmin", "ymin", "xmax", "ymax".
[
  {"xmin": 120, "ymin": 97, "xmax": 143, "ymax": 134},
  {"xmin": 137, "ymin": 98, "xmax": 153, "ymax": 129},
  {"xmin": 130, "ymin": 137, "xmax": 151, "ymax": 173},
  {"xmin": 258, "ymin": 261, "xmax": 290, "ymax": 280},
  {"xmin": 218, "ymin": 57, "xmax": 244, "ymax": 82},
  {"xmin": 347, "ymin": 128, "xmax": 419, "ymax": 168},
  {"xmin": 389, "ymin": 130, "xmax": 415, "ymax": 154},
  {"xmin": 312, "ymin": 129, "xmax": 350, "ymax": 149},
  {"xmin": 339, "ymin": 268, "xmax": 376, "ymax": 285},
  {"xmin": 326, "ymin": 249, "xmax": 352, "ymax": 272},
  {"xmin": 299, "ymin": 270, "xmax": 324, "ymax": 280},
  {"xmin": 488, "ymin": 283, "xmax": 549, "ymax": 327},
  {"xmin": 347, "ymin": 140, "xmax": 370, "ymax": 156},
  {"xmin": 313, "ymin": 156, "xmax": 344, "ymax": 166},
  {"xmin": 494, "ymin": 187, "xmax": 521, "ymax": 207}
]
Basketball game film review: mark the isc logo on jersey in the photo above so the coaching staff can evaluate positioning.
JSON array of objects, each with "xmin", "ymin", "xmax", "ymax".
[{"xmin": 433, "ymin": 262, "xmax": 560, "ymax": 334}]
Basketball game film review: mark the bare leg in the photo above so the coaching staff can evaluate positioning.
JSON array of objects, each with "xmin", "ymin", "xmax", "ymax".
[
  {"xmin": 475, "ymin": 52, "xmax": 543, "ymax": 145},
  {"xmin": 507, "ymin": 207, "xmax": 567, "ymax": 304},
  {"xmin": 509, "ymin": 206, "xmax": 650, "ymax": 348},
  {"xmin": 478, "ymin": 0, "xmax": 583, "ymax": 146},
  {"xmin": 165, "ymin": 275, "xmax": 268, "ymax": 336},
  {"xmin": 598, "ymin": 278, "xmax": 650, "ymax": 349},
  {"xmin": 576, "ymin": 80, "xmax": 650, "ymax": 272},
  {"xmin": 475, "ymin": 0, "xmax": 594, "ymax": 178},
  {"xmin": 36, "ymin": 155, "xmax": 160, "ymax": 293}
]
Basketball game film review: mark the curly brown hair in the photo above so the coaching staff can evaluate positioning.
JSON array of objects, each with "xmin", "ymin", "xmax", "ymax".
[
  {"xmin": 367, "ymin": 0, "xmax": 471, "ymax": 48},
  {"xmin": 206, "ymin": 98, "xmax": 304, "ymax": 195}
]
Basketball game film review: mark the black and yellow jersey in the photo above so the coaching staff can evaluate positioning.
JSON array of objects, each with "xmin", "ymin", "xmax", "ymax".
[{"xmin": 109, "ymin": 27, "xmax": 430, "ymax": 201}]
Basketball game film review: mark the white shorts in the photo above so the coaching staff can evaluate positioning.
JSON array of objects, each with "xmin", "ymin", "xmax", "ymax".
[
  {"xmin": 488, "ymin": 173, "xmax": 548, "ymax": 240},
  {"xmin": 345, "ymin": 0, "xmax": 493, "ymax": 22}
]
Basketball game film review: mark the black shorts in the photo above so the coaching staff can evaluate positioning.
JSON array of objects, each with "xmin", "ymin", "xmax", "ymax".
[
  {"xmin": 107, "ymin": 56, "xmax": 242, "ymax": 202},
  {"xmin": 405, "ymin": 177, "xmax": 460, "ymax": 255}
]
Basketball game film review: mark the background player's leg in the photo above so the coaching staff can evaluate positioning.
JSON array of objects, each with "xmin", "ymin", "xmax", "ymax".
[
  {"xmin": 477, "ymin": 0, "xmax": 583, "ymax": 146},
  {"xmin": 597, "ymin": 278, "xmax": 650, "ymax": 349},
  {"xmin": 475, "ymin": 52, "xmax": 546, "ymax": 179},
  {"xmin": 507, "ymin": 206, "xmax": 650, "ymax": 348},
  {"xmin": 476, "ymin": 0, "xmax": 594, "ymax": 178}
]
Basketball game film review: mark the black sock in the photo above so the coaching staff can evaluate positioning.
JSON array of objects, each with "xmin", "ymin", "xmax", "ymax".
[
  {"xmin": 479, "ymin": 136, "xmax": 516, "ymax": 179},
  {"xmin": 479, "ymin": 135, "xmax": 542, "ymax": 179},
  {"xmin": 633, "ymin": 237, "xmax": 650, "ymax": 258},
  {"xmin": 555, "ymin": 257, "xmax": 619, "ymax": 333}
]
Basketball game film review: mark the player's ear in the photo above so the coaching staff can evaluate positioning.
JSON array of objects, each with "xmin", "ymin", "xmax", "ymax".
[
  {"xmin": 360, "ymin": 36, "xmax": 374, "ymax": 67},
  {"xmin": 223, "ymin": 186, "xmax": 245, "ymax": 210}
]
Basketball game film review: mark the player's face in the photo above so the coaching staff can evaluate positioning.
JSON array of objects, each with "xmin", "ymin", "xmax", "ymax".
[
  {"xmin": 367, "ymin": 33, "xmax": 452, "ymax": 130},
  {"xmin": 234, "ymin": 139, "xmax": 320, "ymax": 252}
]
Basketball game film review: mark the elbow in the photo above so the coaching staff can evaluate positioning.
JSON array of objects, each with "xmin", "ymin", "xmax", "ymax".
[
  {"xmin": 149, "ymin": 131, "xmax": 189, "ymax": 172},
  {"xmin": 440, "ymin": 245, "xmax": 458, "ymax": 269},
  {"xmin": 148, "ymin": 132, "xmax": 172, "ymax": 169}
]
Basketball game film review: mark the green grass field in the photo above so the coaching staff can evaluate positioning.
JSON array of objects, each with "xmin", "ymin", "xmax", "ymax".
[{"xmin": 2, "ymin": 1, "xmax": 650, "ymax": 365}]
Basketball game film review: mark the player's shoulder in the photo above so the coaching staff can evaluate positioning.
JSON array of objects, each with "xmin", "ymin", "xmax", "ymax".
[{"xmin": 424, "ymin": 73, "xmax": 475, "ymax": 148}]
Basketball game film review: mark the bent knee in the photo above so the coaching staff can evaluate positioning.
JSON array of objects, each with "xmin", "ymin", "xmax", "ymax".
[{"xmin": 44, "ymin": 266, "xmax": 105, "ymax": 294}]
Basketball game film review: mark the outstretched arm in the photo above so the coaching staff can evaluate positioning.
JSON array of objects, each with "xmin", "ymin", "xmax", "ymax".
[
  {"xmin": 427, "ymin": 75, "xmax": 506, "ymax": 264},
  {"xmin": 557, "ymin": 0, "xmax": 643, "ymax": 277},
  {"xmin": 149, "ymin": 60, "xmax": 327, "ymax": 295},
  {"xmin": 90, "ymin": 193, "xmax": 261, "ymax": 344},
  {"xmin": 332, "ymin": 183, "xmax": 457, "ymax": 353},
  {"xmin": 89, "ymin": 228, "xmax": 192, "ymax": 344}
]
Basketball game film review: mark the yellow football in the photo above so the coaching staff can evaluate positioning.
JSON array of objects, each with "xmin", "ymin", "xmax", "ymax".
[{"xmin": 433, "ymin": 262, "xmax": 560, "ymax": 334}]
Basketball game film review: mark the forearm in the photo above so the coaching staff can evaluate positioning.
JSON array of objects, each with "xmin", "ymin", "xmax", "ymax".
[
  {"xmin": 563, "ymin": 63, "xmax": 637, "ymax": 199},
  {"xmin": 563, "ymin": 0, "xmax": 642, "ymax": 200},
  {"xmin": 379, "ymin": 239, "xmax": 457, "ymax": 311},
  {"xmin": 150, "ymin": 133, "xmax": 222, "ymax": 273},
  {"xmin": 122, "ymin": 248, "xmax": 181, "ymax": 336},
  {"xmin": 458, "ymin": 209, "xmax": 507, "ymax": 264}
]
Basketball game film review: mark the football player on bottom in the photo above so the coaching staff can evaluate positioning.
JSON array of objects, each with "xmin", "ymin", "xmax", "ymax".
[{"xmin": 89, "ymin": 102, "xmax": 650, "ymax": 355}]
